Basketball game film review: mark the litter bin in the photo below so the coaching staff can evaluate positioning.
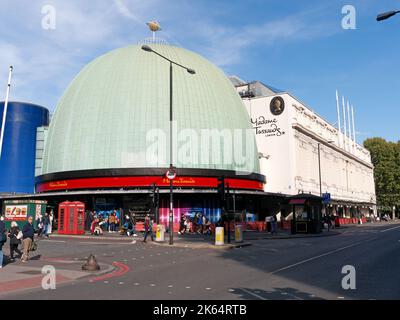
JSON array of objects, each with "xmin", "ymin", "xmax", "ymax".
[
  {"xmin": 235, "ymin": 224, "xmax": 243, "ymax": 243},
  {"xmin": 215, "ymin": 227, "xmax": 224, "ymax": 246},
  {"xmin": 156, "ymin": 224, "xmax": 165, "ymax": 242}
]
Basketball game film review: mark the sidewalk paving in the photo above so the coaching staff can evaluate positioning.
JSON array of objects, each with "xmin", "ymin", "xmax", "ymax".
[
  {"xmin": 43, "ymin": 221, "xmax": 399, "ymax": 249},
  {"xmin": 0, "ymin": 252, "xmax": 114, "ymax": 297}
]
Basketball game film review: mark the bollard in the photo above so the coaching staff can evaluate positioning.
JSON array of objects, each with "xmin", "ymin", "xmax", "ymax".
[
  {"xmin": 215, "ymin": 227, "xmax": 224, "ymax": 246},
  {"xmin": 82, "ymin": 254, "xmax": 100, "ymax": 271},
  {"xmin": 156, "ymin": 224, "xmax": 165, "ymax": 242},
  {"xmin": 235, "ymin": 224, "xmax": 243, "ymax": 243}
]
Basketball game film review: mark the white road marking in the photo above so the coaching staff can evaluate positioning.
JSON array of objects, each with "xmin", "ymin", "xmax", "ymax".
[
  {"xmin": 380, "ymin": 225, "xmax": 400, "ymax": 233},
  {"xmin": 134, "ymin": 283, "xmax": 140, "ymax": 286},
  {"xmin": 168, "ymin": 285, "xmax": 173, "ymax": 288},
  {"xmin": 150, "ymin": 284, "xmax": 156, "ymax": 287},
  {"xmin": 271, "ymin": 238, "xmax": 375, "ymax": 274},
  {"xmin": 240, "ymin": 288, "xmax": 266, "ymax": 300},
  {"xmin": 41, "ymin": 240, "xmax": 66, "ymax": 243},
  {"xmin": 206, "ymin": 288, "xmax": 212, "ymax": 290}
]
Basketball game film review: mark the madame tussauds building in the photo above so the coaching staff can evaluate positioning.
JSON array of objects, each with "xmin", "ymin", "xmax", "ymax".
[{"xmin": 34, "ymin": 43, "xmax": 266, "ymax": 225}]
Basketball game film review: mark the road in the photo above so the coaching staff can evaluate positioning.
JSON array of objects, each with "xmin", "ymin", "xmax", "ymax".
[{"xmin": 1, "ymin": 222, "xmax": 399, "ymax": 300}]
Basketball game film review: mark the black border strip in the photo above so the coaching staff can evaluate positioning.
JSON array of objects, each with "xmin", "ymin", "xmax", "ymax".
[{"xmin": 36, "ymin": 168, "xmax": 266, "ymax": 184}]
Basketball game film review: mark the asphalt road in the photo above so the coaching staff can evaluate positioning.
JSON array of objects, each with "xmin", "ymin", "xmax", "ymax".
[{"xmin": 1, "ymin": 222, "xmax": 400, "ymax": 300}]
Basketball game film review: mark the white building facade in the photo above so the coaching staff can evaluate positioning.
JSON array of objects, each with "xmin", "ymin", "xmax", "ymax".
[{"xmin": 233, "ymin": 79, "xmax": 376, "ymax": 218}]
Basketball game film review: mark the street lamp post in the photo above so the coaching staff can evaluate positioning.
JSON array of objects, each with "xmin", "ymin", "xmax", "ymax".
[
  {"xmin": 377, "ymin": 10, "xmax": 400, "ymax": 21},
  {"xmin": 141, "ymin": 45, "xmax": 196, "ymax": 245}
]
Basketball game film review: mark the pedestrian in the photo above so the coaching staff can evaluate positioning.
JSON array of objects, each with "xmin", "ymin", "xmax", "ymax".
[
  {"xmin": 0, "ymin": 216, "xmax": 7, "ymax": 268},
  {"xmin": 326, "ymin": 213, "xmax": 332, "ymax": 231},
  {"xmin": 143, "ymin": 214, "xmax": 154, "ymax": 242},
  {"xmin": 42, "ymin": 212, "xmax": 50, "ymax": 238},
  {"xmin": 201, "ymin": 214, "xmax": 206, "ymax": 234},
  {"xmin": 8, "ymin": 221, "xmax": 23, "ymax": 261},
  {"xmin": 204, "ymin": 218, "xmax": 212, "ymax": 235},
  {"xmin": 36, "ymin": 214, "xmax": 44, "ymax": 237},
  {"xmin": 108, "ymin": 213, "xmax": 116, "ymax": 233},
  {"xmin": 21, "ymin": 216, "xmax": 35, "ymax": 263},
  {"xmin": 48, "ymin": 210, "xmax": 54, "ymax": 235},
  {"xmin": 178, "ymin": 215, "xmax": 186, "ymax": 235},
  {"xmin": 197, "ymin": 213, "xmax": 203, "ymax": 234}
]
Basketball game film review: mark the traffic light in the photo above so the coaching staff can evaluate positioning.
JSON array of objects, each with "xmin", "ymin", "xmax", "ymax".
[{"xmin": 217, "ymin": 176, "xmax": 226, "ymax": 202}]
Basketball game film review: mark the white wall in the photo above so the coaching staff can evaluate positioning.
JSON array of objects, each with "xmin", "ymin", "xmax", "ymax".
[
  {"xmin": 243, "ymin": 94, "xmax": 295, "ymax": 195},
  {"xmin": 243, "ymin": 93, "xmax": 376, "ymax": 205}
]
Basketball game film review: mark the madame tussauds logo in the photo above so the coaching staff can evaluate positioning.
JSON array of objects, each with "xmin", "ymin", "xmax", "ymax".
[{"xmin": 251, "ymin": 116, "xmax": 285, "ymax": 137}]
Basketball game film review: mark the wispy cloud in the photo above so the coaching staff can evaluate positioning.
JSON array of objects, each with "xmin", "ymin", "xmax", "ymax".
[
  {"xmin": 0, "ymin": 0, "xmax": 339, "ymax": 111},
  {"xmin": 114, "ymin": 0, "xmax": 143, "ymax": 23}
]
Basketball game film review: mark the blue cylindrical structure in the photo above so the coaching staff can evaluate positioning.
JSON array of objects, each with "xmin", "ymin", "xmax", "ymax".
[{"xmin": 0, "ymin": 101, "xmax": 49, "ymax": 193}]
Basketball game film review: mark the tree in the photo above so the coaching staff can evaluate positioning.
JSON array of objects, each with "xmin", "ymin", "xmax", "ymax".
[{"xmin": 364, "ymin": 138, "xmax": 400, "ymax": 212}]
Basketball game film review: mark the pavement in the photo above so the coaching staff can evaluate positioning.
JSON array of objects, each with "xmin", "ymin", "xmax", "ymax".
[
  {"xmin": 47, "ymin": 224, "xmax": 342, "ymax": 249},
  {"xmin": 0, "ymin": 221, "xmax": 399, "ymax": 300}
]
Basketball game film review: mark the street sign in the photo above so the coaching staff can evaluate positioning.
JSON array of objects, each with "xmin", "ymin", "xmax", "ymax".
[
  {"xmin": 322, "ymin": 193, "xmax": 331, "ymax": 204},
  {"xmin": 166, "ymin": 169, "xmax": 176, "ymax": 180}
]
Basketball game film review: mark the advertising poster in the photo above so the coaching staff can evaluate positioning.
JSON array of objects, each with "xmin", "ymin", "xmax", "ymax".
[{"xmin": 5, "ymin": 205, "xmax": 28, "ymax": 221}]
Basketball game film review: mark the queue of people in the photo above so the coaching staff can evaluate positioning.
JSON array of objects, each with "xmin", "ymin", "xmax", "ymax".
[
  {"xmin": 179, "ymin": 213, "xmax": 212, "ymax": 235},
  {"xmin": 89, "ymin": 210, "xmax": 121, "ymax": 235}
]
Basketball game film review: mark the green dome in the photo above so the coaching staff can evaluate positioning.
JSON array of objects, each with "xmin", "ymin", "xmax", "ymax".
[{"xmin": 42, "ymin": 44, "xmax": 260, "ymax": 174}]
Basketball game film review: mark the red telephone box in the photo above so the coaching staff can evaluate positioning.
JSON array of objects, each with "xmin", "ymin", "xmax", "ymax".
[{"xmin": 58, "ymin": 201, "xmax": 85, "ymax": 235}]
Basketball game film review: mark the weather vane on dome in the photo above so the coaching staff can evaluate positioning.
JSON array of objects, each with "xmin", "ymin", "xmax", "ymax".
[{"xmin": 146, "ymin": 21, "xmax": 162, "ymax": 42}]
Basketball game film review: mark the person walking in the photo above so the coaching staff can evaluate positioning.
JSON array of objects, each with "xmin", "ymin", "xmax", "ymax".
[
  {"xmin": 22, "ymin": 216, "xmax": 35, "ymax": 263},
  {"xmin": 48, "ymin": 210, "xmax": 54, "ymax": 235},
  {"xmin": 143, "ymin": 214, "xmax": 154, "ymax": 243},
  {"xmin": 325, "ymin": 213, "xmax": 332, "ymax": 232},
  {"xmin": 0, "ymin": 216, "xmax": 7, "ymax": 268},
  {"xmin": 42, "ymin": 212, "xmax": 50, "ymax": 238},
  {"xmin": 36, "ymin": 214, "xmax": 44, "ymax": 237},
  {"xmin": 8, "ymin": 221, "xmax": 22, "ymax": 261}
]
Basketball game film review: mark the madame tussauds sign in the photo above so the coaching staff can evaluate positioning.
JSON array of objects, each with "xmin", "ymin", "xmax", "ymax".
[{"xmin": 251, "ymin": 116, "xmax": 285, "ymax": 137}]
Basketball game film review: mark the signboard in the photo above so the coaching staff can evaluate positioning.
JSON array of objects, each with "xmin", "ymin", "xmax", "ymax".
[
  {"xmin": 165, "ymin": 169, "xmax": 177, "ymax": 180},
  {"xmin": 5, "ymin": 205, "xmax": 28, "ymax": 221},
  {"xmin": 322, "ymin": 193, "xmax": 331, "ymax": 204}
]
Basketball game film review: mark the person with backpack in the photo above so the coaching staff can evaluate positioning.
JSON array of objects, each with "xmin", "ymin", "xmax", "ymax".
[
  {"xmin": 0, "ymin": 216, "xmax": 7, "ymax": 268},
  {"xmin": 8, "ymin": 221, "xmax": 22, "ymax": 261}
]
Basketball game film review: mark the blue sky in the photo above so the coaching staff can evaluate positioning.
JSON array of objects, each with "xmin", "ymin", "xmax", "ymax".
[{"xmin": 0, "ymin": 0, "xmax": 399, "ymax": 143}]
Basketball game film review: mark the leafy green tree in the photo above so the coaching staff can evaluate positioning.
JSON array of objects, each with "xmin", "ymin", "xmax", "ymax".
[{"xmin": 364, "ymin": 138, "xmax": 400, "ymax": 212}]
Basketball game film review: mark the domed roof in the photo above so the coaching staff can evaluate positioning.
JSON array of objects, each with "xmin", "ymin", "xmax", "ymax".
[{"xmin": 42, "ymin": 44, "xmax": 260, "ymax": 175}]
